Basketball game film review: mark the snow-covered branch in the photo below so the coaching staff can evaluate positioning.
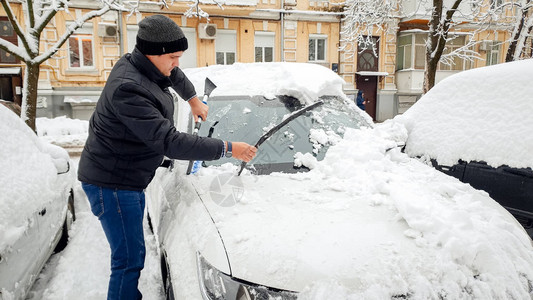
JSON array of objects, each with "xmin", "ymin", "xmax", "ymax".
[
  {"xmin": 0, "ymin": 38, "xmax": 30, "ymax": 61},
  {"xmin": 0, "ymin": 0, "xmax": 34, "ymax": 56},
  {"xmin": 340, "ymin": 0, "xmax": 400, "ymax": 54},
  {"xmin": 34, "ymin": 5, "xmax": 112, "ymax": 64},
  {"xmin": 439, "ymin": 34, "xmax": 482, "ymax": 66},
  {"xmin": 183, "ymin": 0, "xmax": 224, "ymax": 19},
  {"xmin": 33, "ymin": 1, "xmax": 66, "ymax": 35}
]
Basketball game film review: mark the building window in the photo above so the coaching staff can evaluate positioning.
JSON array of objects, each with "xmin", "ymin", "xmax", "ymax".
[
  {"xmin": 67, "ymin": 22, "xmax": 94, "ymax": 69},
  {"xmin": 439, "ymin": 35, "xmax": 467, "ymax": 71},
  {"xmin": 490, "ymin": 0, "xmax": 503, "ymax": 9},
  {"xmin": 397, "ymin": 33, "xmax": 471, "ymax": 71},
  {"xmin": 255, "ymin": 32, "xmax": 275, "ymax": 62},
  {"xmin": 180, "ymin": 28, "xmax": 198, "ymax": 69},
  {"xmin": 309, "ymin": 35, "xmax": 327, "ymax": 61},
  {"xmin": 0, "ymin": 18, "xmax": 17, "ymax": 63},
  {"xmin": 68, "ymin": 35, "xmax": 94, "ymax": 68},
  {"xmin": 486, "ymin": 42, "xmax": 500, "ymax": 66},
  {"xmin": 126, "ymin": 25, "xmax": 138, "ymax": 53},
  {"xmin": 397, "ymin": 33, "xmax": 426, "ymax": 70},
  {"xmin": 216, "ymin": 30, "xmax": 237, "ymax": 65},
  {"xmin": 397, "ymin": 35, "xmax": 412, "ymax": 70},
  {"xmin": 414, "ymin": 34, "xmax": 426, "ymax": 69}
]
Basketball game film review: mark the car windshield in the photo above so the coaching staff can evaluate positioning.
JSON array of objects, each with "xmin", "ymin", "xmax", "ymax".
[{"xmin": 197, "ymin": 95, "xmax": 366, "ymax": 174}]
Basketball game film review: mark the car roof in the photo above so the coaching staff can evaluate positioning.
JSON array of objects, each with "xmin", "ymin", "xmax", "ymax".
[
  {"xmin": 395, "ymin": 59, "xmax": 533, "ymax": 169},
  {"xmin": 183, "ymin": 62, "xmax": 347, "ymax": 105}
]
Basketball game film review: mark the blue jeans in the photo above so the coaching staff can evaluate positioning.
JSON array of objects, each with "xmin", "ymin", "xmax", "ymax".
[{"xmin": 82, "ymin": 182, "xmax": 146, "ymax": 300}]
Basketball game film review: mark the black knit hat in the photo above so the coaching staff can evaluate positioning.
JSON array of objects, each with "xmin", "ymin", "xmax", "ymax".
[{"xmin": 136, "ymin": 15, "xmax": 188, "ymax": 55}]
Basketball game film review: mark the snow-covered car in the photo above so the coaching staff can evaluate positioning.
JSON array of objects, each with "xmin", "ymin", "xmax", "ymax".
[
  {"xmin": 0, "ymin": 105, "xmax": 75, "ymax": 299},
  {"xmin": 146, "ymin": 63, "xmax": 533, "ymax": 300},
  {"xmin": 395, "ymin": 59, "xmax": 533, "ymax": 238}
]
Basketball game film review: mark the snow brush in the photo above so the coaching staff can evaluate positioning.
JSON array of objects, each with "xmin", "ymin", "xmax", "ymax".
[
  {"xmin": 187, "ymin": 77, "xmax": 217, "ymax": 175},
  {"xmin": 237, "ymin": 100, "xmax": 324, "ymax": 176}
]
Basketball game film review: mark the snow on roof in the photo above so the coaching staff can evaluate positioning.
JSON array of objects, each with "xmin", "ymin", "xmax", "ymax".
[
  {"xmin": 183, "ymin": 62, "xmax": 347, "ymax": 105},
  {"xmin": 394, "ymin": 59, "xmax": 533, "ymax": 169},
  {"xmin": 64, "ymin": 96, "xmax": 99, "ymax": 103},
  {"xmin": 0, "ymin": 67, "xmax": 21, "ymax": 75}
]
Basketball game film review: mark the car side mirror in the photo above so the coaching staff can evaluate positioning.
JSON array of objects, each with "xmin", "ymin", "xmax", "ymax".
[
  {"xmin": 54, "ymin": 158, "xmax": 70, "ymax": 174},
  {"xmin": 41, "ymin": 143, "xmax": 71, "ymax": 174}
]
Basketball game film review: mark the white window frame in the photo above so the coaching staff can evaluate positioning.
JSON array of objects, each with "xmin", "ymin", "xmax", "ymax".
[
  {"xmin": 486, "ymin": 42, "xmax": 500, "ymax": 66},
  {"xmin": 397, "ymin": 34, "xmax": 413, "ymax": 70},
  {"xmin": 397, "ymin": 32, "xmax": 471, "ymax": 71},
  {"xmin": 397, "ymin": 33, "xmax": 426, "ymax": 70},
  {"xmin": 254, "ymin": 31, "xmax": 275, "ymax": 63},
  {"xmin": 66, "ymin": 22, "xmax": 95, "ymax": 70},
  {"xmin": 308, "ymin": 34, "xmax": 327, "ymax": 62},
  {"xmin": 126, "ymin": 24, "xmax": 138, "ymax": 53},
  {"xmin": 215, "ymin": 29, "xmax": 237, "ymax": 65},
  {"xmin": 438, "ymin": 35, "xmax": 468, "ymax": 71},
  {"xmin": 180, "ymin": 28, "xmax": 198, "ymax": 69}
]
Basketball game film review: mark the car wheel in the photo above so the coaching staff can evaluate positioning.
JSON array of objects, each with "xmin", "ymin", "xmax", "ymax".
[
  {"xmin": 161, "ymin": 254, "xmax": 175, "ymax": 300},
  {"xmin": 54, "ymin": 190, "xmax": 75, "ymax": 253},
  {"xmin": 54, "ymin": 218, "xmax": 69, "ymax": 253}
]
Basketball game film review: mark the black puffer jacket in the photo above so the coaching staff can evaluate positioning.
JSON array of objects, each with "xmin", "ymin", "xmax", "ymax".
[{"xmin": 78, "ymin": 48, "xmax": 223, "ymax": 191}]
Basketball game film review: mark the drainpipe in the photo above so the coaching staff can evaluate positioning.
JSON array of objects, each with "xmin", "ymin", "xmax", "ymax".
[
  {"xmin": 118, "ymin": 0, "xmax": 124, "ymax": 55},
  {"xmin": 280, "ymin": 0, "xmax": 284, "ymax": 62}
]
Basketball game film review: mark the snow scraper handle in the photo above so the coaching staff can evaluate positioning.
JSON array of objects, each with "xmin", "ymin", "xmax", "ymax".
[
  {"xmin": 187, "ymin": 78, "xmax": 217, "ymax": 175},
  {"xmin": 237, "ymin": 100, "xmax": 324, "ymax": 176}
]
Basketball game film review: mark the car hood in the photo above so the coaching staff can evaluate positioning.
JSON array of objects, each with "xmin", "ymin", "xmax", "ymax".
[{"xmin": 190, "ymin": 165, "xmax": 533, "ymax": 295}]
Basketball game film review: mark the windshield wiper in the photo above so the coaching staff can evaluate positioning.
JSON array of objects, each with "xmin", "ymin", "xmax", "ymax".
[
  {"xmin": 237, "ymin": 100, "xmax": 324, "ymax": 176},
  {"xmin": 201, "ymin": 121, "xmax": 220, "ymax": 168}
]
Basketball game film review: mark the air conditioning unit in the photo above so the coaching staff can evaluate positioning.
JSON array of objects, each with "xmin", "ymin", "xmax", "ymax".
[
  {"xmin": 98, "ymin": 23, "xmax": 118, "ymax": 38},
  {"xmin": 479, "ymin": 40, "xmax": 494, "ymax": 51},
  {"xmin": 199, "ymin": 23, "xmax": 217, "ymax": 39}
]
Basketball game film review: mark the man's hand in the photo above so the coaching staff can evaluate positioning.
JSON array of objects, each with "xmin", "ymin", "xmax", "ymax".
[
  {"xmin": 188, "ymin": 96, "xmax": 208, "ymax": 122},
  {"xmin": 231, "ymin": 142, "xmax": 257, "ymax": 162}
]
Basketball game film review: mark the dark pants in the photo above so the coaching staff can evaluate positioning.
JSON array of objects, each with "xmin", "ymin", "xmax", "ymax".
[{"xmin": 82, "ymin": 182, "xmax": 145, "ymax": 300}]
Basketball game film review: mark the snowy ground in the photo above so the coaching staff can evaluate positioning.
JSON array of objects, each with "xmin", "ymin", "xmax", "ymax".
[{"xmin": 26, "ymin": 155, "xmax": 165, "ymax": 300}]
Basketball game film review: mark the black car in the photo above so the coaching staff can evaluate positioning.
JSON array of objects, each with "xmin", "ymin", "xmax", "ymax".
[
  {"xmin": 396, "ymin": 59, "xmax": 533, "ymax": 238},
  {"xmin": 430, "ymin": 159, "xmax": 533, "ymax": 237}
]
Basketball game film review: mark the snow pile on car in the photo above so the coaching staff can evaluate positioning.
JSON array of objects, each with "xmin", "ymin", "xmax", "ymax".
[
  {"xmin": 198, "ymin": 121, "xmax": 533, "ymax": 298},
  {"xmin": 394, "ymin": 59, "xmax": 533, "ymax": 169},
  {"xmin": 304, "ymin": 126, "xmax": 533, "ymax": 298},
  {"xmin": 0, "ymin": 106, "xmax": 67, "ymax": 252},
  {"xmin": 183, "ymin": 62, "xmax": 346, "ymax": 105}
]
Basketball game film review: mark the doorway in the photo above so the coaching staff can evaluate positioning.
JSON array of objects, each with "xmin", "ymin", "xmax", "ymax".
[
  {"xmin": 356, "ymin": 36, "xmax": 379, "ymax": 121},
  {"xmin": 356, "ymin": 75, "xmax": 377, "ymax": 121}
]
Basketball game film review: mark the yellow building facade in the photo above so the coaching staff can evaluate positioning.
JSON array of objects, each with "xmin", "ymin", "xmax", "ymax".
[{"xmin": 1, "ymin": 0, "xmax": 530, "ymax": 122}]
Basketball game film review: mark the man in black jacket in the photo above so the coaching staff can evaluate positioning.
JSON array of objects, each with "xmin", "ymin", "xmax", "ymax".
[{"xmin": 78, "ymin": 14, "xmax": 256, "ymax": 300}]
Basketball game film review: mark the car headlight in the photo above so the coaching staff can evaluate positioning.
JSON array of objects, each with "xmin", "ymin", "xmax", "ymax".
[{"xmin": 197, "ymin": 253, "xmax": 297, "ymax": 300}]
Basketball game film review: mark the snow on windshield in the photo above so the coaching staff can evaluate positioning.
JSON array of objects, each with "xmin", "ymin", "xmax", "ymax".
[{"xmin": 393, "ymin": 59, "xmax": 533, "ymax": 169}]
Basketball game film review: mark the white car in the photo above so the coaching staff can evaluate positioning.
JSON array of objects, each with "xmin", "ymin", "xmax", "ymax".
[
  {"xmin": 0, "ymin": 104, "xmax": 75, "ymax": 299},
  {"xmin": 146, "ymin": 63, "xmax": 533, "ymax": 300}
]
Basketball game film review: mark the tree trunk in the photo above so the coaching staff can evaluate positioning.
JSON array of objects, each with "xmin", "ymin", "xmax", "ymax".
[
  {"xmin": 506, "ymin": 10, "xmax": 526, "ymax": 62},
  {"xmin": 424, "ymin": 57, "xmax": 439, "ymax": 93},
  {"xmin": 23, "ymin": 62, "xmax": 40, "ymax": 132},
  {"xmin": 423, "ymin": 0, "xmax": 443, "ymax": 93}
]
